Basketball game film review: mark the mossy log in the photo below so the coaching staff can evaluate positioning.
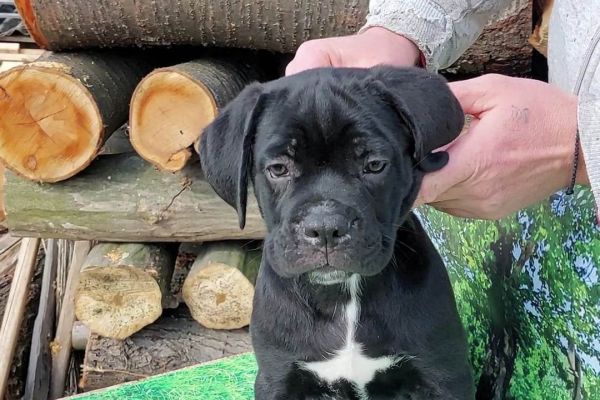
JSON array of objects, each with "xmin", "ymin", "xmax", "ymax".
[
  {"xmin": 5, "ymin": 153, "xmax": 266, "ymax": 242},
  {"xmin": 182, "ymin": 242, "xmax": 261, "ymax": 330},
  {"xmin": 79, "ymin": 307, "xmax": 252, "ymax": 392},
  {"xmin": 75, "ymin": 243, "xmax": 177, "ymax": 340},
  {"xmin": 130, "ymin": 58, "xmax": 262, "ymax": 172},
  {"xmin": 0, "ymin": 51, "xmax": 153, "ymax": 182}
]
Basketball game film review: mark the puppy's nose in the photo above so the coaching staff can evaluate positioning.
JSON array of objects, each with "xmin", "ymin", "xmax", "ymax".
[{"xmin": 303, "ymin": 214, "xmax": 350, "ymax": 247}]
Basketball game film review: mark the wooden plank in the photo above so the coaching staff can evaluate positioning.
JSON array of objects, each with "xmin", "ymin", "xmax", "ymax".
[
  {"xmin": 0, "ymin": 234, "xmax": 21, "ymax": 275},
  {"xmin": 5, "ymin": 154, "xmax": 266, "ymax": 242},
  {"xmin": 0, "ymin": 35, "xmax": 36, "ymax": 44},
  {"xmin": 0, "ymin": 60, "xmax": 22, "ymax": 73},
  {"xmin": 50, "ymin": 241, "xmax": 91, "ymax": 400},
  {"xmin": 23, "ymin": 239, "xmax": 58, "ymax": 400},
  {"xmin": 0, "ymin": 237, "xmax": 41, "ymax": 399},
  {"xmin": 19, "ymin": 48, "xmax": 44, "ymax": 55},
  {"xmin": 0, "ymin": 163, "xmax": 5, "ymax": 225},
  {"xmin": 0, "ymin": 52, "xmax": 42, "ymax": 62},
  {"xmin": 0, "ymin": 43, "xmax": 19, "ymax": 53}
]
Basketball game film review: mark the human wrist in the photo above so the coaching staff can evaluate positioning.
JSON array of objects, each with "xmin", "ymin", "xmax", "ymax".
[{"xmin": 359, "ymin": 26, "xmax": 422, "ymax": 67}]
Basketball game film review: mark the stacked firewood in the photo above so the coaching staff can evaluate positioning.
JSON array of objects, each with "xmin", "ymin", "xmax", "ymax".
[{"xmin": 0, "ymin": 0, "xmax": 534, "ymax": 396}]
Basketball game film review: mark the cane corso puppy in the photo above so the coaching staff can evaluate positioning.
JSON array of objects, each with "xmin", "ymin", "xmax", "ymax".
[{"xmin": 198, "ymin": 66, "xmax": 474, "ymax": 399}]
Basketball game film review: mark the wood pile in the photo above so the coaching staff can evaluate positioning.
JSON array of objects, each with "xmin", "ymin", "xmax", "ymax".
[{"xmin": 0, "ymin": 0, "xmax": 536, "ymax": 397}]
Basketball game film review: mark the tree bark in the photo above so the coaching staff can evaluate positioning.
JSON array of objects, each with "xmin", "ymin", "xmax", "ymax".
[
  {"xmin": 15, "ymin": 0, "xmax": 532, "ymax": 76},
  {"xmin": 442, "ymin": 1, "xmax": 532, "ymax": 78},
  {"xmin": 16, "ymin": 0, "xmax": 368, "ymax": 54},
  {"xmin": 5, "ymin": 153, "xmax": 266, "ymax": 242},
  {"xmin": 567, "ymin": 341, "xmax": 583, "ymax": 400},
  {"xmin": 130, "ymin": 57, "xmax": 264, "ymax": 172},
  {"xmin": 476, "ymin": 231, "xmax": 521, "ymax": 400},
  {"xmin": 182, "ymin": 241, "xmax": 261, "ymax": 330},
  {"xmin": 0, "ymin": 51, "xmax": 153, "ymax": 182},
  {"xmin": 79, "ymin": 306, "xmax": 252, "ymax": 392},
  {"xmin": 74, "ymin": 243, "xmax": 177, "ymax": 340}
]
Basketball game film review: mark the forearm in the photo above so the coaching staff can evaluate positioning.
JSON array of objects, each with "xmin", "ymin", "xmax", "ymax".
[{"xmin": 360, "ymin": 0, "xmax": 523, "ymax": 71}]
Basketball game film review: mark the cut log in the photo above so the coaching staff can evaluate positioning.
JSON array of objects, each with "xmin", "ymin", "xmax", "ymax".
[
  {"xmin": 79, "ymin": 306, "xmax": 252, "ymax": 392},
  {"xmin": 5, "ymin": 153, "xmax": 266, "ymax": 242},
  {"xmin": 0, "ymin": 51, "xmax": 153, "ymax": 182},
  {"xmin": 130, "ymin": 58, "xmax": 262, "ymax": 172},
  {"xmin": 15, "ymin": 0, "xmax": 532, "ymax": 76},
  {"xmin": 182, "ymin": 241, "xmax": 261, "ymax": 330},
  {"xmin": 74, "ymin": 243, "xmax": 177, "ymax": 340}
]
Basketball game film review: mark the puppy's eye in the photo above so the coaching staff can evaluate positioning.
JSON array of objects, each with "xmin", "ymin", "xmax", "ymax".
[
  {"xmin": 364, "ymin": 160, "xmax": 387, "ymax": 174},
  {"xmin": 267, "ymin": 164, "xmax": 289, "ymax": 178}
]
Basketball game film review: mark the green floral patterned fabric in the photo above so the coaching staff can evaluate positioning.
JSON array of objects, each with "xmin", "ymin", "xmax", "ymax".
[{"xmin": 417, "ymin": 186, "xmax": 600, "ymax": 399}]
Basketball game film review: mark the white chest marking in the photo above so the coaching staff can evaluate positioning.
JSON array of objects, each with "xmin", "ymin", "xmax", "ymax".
[{"xmin": 300, "ymin": 274, "xmax": 399, "ymax": 394}]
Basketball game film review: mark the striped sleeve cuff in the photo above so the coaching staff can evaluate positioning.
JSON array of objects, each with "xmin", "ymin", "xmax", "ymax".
[
  {"xmin": 358, "ymin": 0, "xmax": 455, "ymax": 72},
  {"xmin": 577, "ymin": 95, "xmax": 600, "ymax": 217}
]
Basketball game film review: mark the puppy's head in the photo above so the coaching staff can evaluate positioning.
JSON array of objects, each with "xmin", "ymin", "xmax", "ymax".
[{"xmin": 199, "ymin": 66, "xmax": 463, "ymax": 284}]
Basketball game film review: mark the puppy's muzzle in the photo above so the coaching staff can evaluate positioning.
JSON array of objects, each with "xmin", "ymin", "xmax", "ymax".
[
  {"xmin": 302, "ymin": 213, "xmax": 353, "ymax": 247},
  {"xmin": 298, "ymin": 202, "xmax": 358, "ymax": 249}
]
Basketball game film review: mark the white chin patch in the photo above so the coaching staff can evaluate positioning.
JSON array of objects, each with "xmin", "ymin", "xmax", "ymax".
[{"xmin": 308, "ymin": 269, "xmax": 350, "ymax": 285}]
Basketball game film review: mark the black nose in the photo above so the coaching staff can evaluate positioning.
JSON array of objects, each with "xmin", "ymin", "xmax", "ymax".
[{"xmin": 303, "ymin": 213, "xmax": 351, "ymax": 247}]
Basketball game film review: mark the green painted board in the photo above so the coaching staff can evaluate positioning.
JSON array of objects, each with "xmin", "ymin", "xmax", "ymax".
[{"xmin": 62, "ymin": 353, "xmax": 258, "ymax": 400}]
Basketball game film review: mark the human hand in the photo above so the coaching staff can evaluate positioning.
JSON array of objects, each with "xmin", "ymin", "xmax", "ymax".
[
  {"xmin": 414, "ymin": 74, "xmax": 588, "ymax": 219},
  {"xmin": 285, "ymin": 27, "xmax": 422, "ymax": 76}
]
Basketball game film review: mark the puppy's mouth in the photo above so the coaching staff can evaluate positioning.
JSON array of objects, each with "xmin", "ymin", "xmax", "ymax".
[{"xmin": 307, "ymin": 265, "xmax": 350, "ymax": 285}]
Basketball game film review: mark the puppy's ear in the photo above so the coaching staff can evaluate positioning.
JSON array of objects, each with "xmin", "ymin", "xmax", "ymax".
[
  {"xmin": 368, "ymin": 66, "xmax": 464, "ymax": 172},
  {"xmin": 197, "ymin": 82, "xmax": 265, "ymax": 229}
]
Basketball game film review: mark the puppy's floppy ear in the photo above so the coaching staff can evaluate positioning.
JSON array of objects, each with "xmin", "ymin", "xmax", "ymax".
[
  {"xmin": 197, "ymin": 82, "xmax": 265, "ymax": 229},
  {"xmin": 367, "ymin": 66, "xmax": 464, "ymax": 172}
]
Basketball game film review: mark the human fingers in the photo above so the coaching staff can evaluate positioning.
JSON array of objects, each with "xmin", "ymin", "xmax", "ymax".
[
  {"xmin": 413, "ymin": 138, "xmax": 475, "ymax": 208},
  {"xmin": 448, "ymin": 74, "xmax": 508, "ymax": 117},
  {"xmin": 285, "ymin": 42, "xmax": 333, "ymax": 76}
]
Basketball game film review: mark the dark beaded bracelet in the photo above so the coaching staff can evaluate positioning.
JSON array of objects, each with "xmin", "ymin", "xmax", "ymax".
[{"xmin": 565, "ymin": 130, "xmax": 580, "ymax": 195}]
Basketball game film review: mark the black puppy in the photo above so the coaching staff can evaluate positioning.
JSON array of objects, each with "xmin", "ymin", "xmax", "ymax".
[{"xmin": 199, "ymin": 66, "xmax": 475, "ymax": 400}]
